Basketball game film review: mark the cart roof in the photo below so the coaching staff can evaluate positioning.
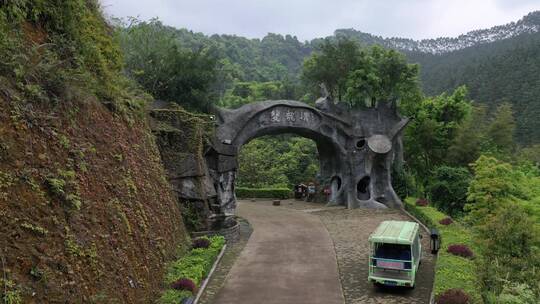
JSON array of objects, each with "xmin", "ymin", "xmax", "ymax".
[{"xmin": 369, "ymin": 221, "xmax": 419, "ymax": 245}]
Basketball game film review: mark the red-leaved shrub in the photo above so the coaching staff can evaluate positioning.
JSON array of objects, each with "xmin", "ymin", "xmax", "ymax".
[
  {"xmin": 439, "ymin": 217, "xmax": 454, "ymax": 225},
  {"xmin": 416, "ymin": 198, "xmax": 429, "ymax": 206},
  {"xmin": 192, "ymin": 237, "xmax": 211, "ymax": 249},
  {"xmin": 447, "ymin": 244, "xmax": 474, "ymax": 258},
  {"xmin": 171, "ymin": 278, "xmax": 197, "ymax": 294},
  {"xmin": 435, "ymin": 288, "xmax": 470, "ymax": 304}
]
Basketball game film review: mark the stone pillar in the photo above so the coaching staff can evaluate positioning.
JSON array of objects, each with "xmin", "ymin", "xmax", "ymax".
[{"xmin": 217, "ymin": 170, "xmax": 236, "ymax": 216}]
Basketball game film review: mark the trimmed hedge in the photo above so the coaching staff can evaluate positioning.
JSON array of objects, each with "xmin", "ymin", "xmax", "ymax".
[
  {"xmin": 404, "ymin": 198, "xmax": 482, "ymax": 303},
  {"xmin": 236, "ymin": 187, "xmax": 292, "ymax": 199},
  {"xmin": 159, "ymin": 236, "xmax": 225, "ymax": 304}
]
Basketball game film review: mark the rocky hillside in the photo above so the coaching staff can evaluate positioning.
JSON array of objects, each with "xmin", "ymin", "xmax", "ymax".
[{"xmin": 0, "ymin": 2, "xmax": 190, "ymax": 303}]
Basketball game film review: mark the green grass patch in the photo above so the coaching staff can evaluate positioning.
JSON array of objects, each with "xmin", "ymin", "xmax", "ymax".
[
  {"xmin": 159, "ymin": 236, "xmax": 225, "ymax": 304},
  {"xmin": 405, "ymin": 198, "xmax": 483, "ymax": 303},
  {"xmin": 236, "ymin": 187, "xmax": 292, "ymax": 199}
]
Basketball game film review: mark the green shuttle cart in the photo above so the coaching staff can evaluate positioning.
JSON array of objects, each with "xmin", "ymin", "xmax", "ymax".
[{"xmin": 368, "ymin": 220, "xmax": 422, "ymax": 288}]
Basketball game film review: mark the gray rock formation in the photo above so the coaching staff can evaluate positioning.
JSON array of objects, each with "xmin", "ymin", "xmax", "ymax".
[
  {"xmin": 149, "ymin": 106, "xmax": 217, "ymax": 230},
  {"xmin": 209, "ymin": 99, "xmax": 408, "ymax": 214}
]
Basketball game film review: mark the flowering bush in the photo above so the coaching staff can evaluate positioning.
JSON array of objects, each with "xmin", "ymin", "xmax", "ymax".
[
  {"xmin": 416, "ymin": 198, "xmax": 429, "ymax": 206},
  {"xmin": 439, "ymin": 217, "xmax": 454, "ymax": 225},
  {"xmin": 160, "ymin": 236, "xmax": 225, "ymax": 303},
  {"xmin": 171, "ymin": 278, "xmax": 197, "ymax": 294},
  {"xmin": 447, "ymin": 244, "xmax": 474, "ymax": 258},
  {"xmin": 192, "ymin": 237, "xmax": 211, "ymax": 249},
  {"xmin": 435, "ymin": 288, "xmax": 470, "ymax": 304}
]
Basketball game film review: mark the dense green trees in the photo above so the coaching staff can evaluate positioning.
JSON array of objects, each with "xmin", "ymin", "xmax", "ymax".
[
  {"xmin": 236, "ymin": 135, "xmax": 319, "ymax": 188},
  {"xmin": 426, "ymin": 166, "xmax": 472, "ymax": 217},
  {"xmin": 486, "ymin": 103, "xmax": 516, "ymax": 155},
  {"xmin": 218, "ymin": 79, "xmax": 302, "ymax": 109},
  {"xmin": 465, "ymin": 156, "xmax": 525, "ymax": 224},
  {"xmin": 118, "ymin": 19, "xmax": 218, "ymax": 111},
  {"xmin": 302, "ymin": 40, "xmax": 420, "ymax": 108},
  {"xmin": 446, "ymin": 106, "xmax": 489, "ymax": 166},
  {"xmin": 345, "ymin": 46, "xmax": 419, "ymax": 107},
  {"xmin": 113, "ymin": 15, "xmax": 540, "ymax": 142},
  {"xmin": 403, "ymin": 86, "xmax": 472, "ymax": 189},
  {"xmin": 412, "ymin": 32, "xmax": 540, "ymax": 144},
  {"xmin": 465, "ymin": 156, "xmax": 540, "ymax": 301},
  {"xmin": 302, "ymin": 39, "xmax": 361, "ymax": 101}
]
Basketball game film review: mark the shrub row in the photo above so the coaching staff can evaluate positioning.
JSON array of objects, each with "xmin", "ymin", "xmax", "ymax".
[
  {"xmin": 404, "ymin": 198, "xmax": 482, "ymax": 303},
  {"xmin": 236, "ymin": 187, "xmax": 292, "ymax": 199},
  {"xmin": 159, "ymin": 236, "xmax": 226, "ymax": 304}
]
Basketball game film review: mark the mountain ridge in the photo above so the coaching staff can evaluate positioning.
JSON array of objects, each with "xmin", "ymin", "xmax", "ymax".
[{"xmin": 333, "ymin": 10, "xmax": 540, "ymax": 54}]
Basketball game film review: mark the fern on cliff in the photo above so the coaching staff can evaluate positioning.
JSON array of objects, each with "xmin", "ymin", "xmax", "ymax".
[{"xmin": 0, "ymin": 0, "xmax": 146, "ymax": 112}]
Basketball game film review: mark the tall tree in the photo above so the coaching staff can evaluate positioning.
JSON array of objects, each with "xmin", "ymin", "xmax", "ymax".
[
  {"xmin": 447, "ymin": 105, "xmax": 489, "ymax": 166},
  {"xmin": 487, "ymin": 102, "xmax": 516, "ymax": 155},
  {"xmin": 302, "ymin": 39, "xmax": 420, "ymax": 108},
  {"xmin": 118, "ymin": 18, "xmax": 218, "ymax": 112},
  {"xmin": 404, "ymin": 86, "xmax": 472, "ymax": 190},
  {"xmin": 302, "ymin": 39, "xmax": 361, "ymax": 101},
  {"xmin": 345, "ymin": 45, "xmax": 419, "ymax": 108}
]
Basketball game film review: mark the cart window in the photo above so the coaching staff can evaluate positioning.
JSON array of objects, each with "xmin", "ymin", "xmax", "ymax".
[
  {"xmin": 374, "ymin": 243, "xmax": 411, "ymax": 260},
  {"xmin": 413, "ymin": 236, "xmax": 419, "ymax": 260}
]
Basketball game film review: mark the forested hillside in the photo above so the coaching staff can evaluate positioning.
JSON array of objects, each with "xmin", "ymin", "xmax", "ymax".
[
  {"xmin": 410, "ymin": 32, "xmax": 540, "ymax": 144},
  {"xmin": 118, "ymin": 11, "xmax": 540, "ymax": 144},
  {"xmin": 332, "ymin": 11, "xmax": 540, "ymax": 54}
]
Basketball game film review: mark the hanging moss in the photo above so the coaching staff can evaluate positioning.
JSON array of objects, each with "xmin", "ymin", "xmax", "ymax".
[{"xmin": 150, "ymin": 107, "xmax": 215, "ymax": 231}]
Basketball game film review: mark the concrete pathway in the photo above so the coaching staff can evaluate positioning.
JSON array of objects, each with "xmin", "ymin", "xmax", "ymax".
[{"xmin": 213, "ymin": 200, "xmax": 345, "ymax": 304}]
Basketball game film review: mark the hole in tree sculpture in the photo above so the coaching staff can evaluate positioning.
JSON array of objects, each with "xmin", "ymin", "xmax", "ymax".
[{"xmin": 207, "ymin": 95, "xmax": 408, "ymax": 216}]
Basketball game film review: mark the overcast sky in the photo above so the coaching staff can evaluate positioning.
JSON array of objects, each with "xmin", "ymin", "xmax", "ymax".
[{"xmin": 100, "ymin": 0, "xmax": 540, "ymax": 41}]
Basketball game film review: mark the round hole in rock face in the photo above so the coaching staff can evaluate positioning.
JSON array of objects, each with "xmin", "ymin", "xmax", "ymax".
[
  {"xmin": 357, "ymin": 176, "xmax": 370, "ymax": 200},
  {"xmin": 331, "ymin": 176, "xmax": 342, "ymax": 192},
  {"xmin": 356, "ymin": 139, "xmax": 366, "ymax": 149}
]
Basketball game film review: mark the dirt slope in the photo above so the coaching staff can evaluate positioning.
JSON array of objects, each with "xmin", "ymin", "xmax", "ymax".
[{"xmin": 0, "ymin": 96, "xmax": 188, "ymax": 303}]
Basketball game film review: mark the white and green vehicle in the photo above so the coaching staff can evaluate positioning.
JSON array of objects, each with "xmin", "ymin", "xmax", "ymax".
[{"xmin": 368, "ymin": 220, "xmax": 422, "ymax": 288}]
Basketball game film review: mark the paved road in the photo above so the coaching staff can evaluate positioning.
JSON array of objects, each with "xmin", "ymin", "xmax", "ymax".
[
  {"xmin": 213, "ymin": 200, "xmax": 345, "ymax": 304},
  {"xmin": 315, "ymin": 207, "xmax": 435, "ymax": 304}
]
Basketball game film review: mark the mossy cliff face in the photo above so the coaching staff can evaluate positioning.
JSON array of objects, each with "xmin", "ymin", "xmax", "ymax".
[
  {"xmin": 0, "ymin": 2, "xmax": 191, "ymax": 303},
  {"xmin": 0, "ymin": 0, "xmax": 125, "ymax": 101},
  {"xmin": 149, "ymin": 104, "xmax": 217, "ymax": 232},
  {"xmin": 0, "ymin": 96, "xmax": 189, "ymax": 303}
]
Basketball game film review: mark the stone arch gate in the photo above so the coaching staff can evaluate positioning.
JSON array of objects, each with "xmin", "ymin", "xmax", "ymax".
[{"xmin": 207, "ymin": 99, "xmax": 409, "ymax": 215}]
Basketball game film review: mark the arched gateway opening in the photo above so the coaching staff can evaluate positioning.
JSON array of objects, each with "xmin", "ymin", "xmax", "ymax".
[
  {"xmin": 236, "ymin": 134, "xmax": 320, "ymax": 192},
  {"xmin": 206, "ymin": 99, "xmax": 409, "ymax": 216}
]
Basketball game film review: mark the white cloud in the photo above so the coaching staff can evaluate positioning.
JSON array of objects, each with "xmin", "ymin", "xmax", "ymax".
[{"xmin": 99, "ymin": 0, "xmax": 540, "ymax": 40}]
